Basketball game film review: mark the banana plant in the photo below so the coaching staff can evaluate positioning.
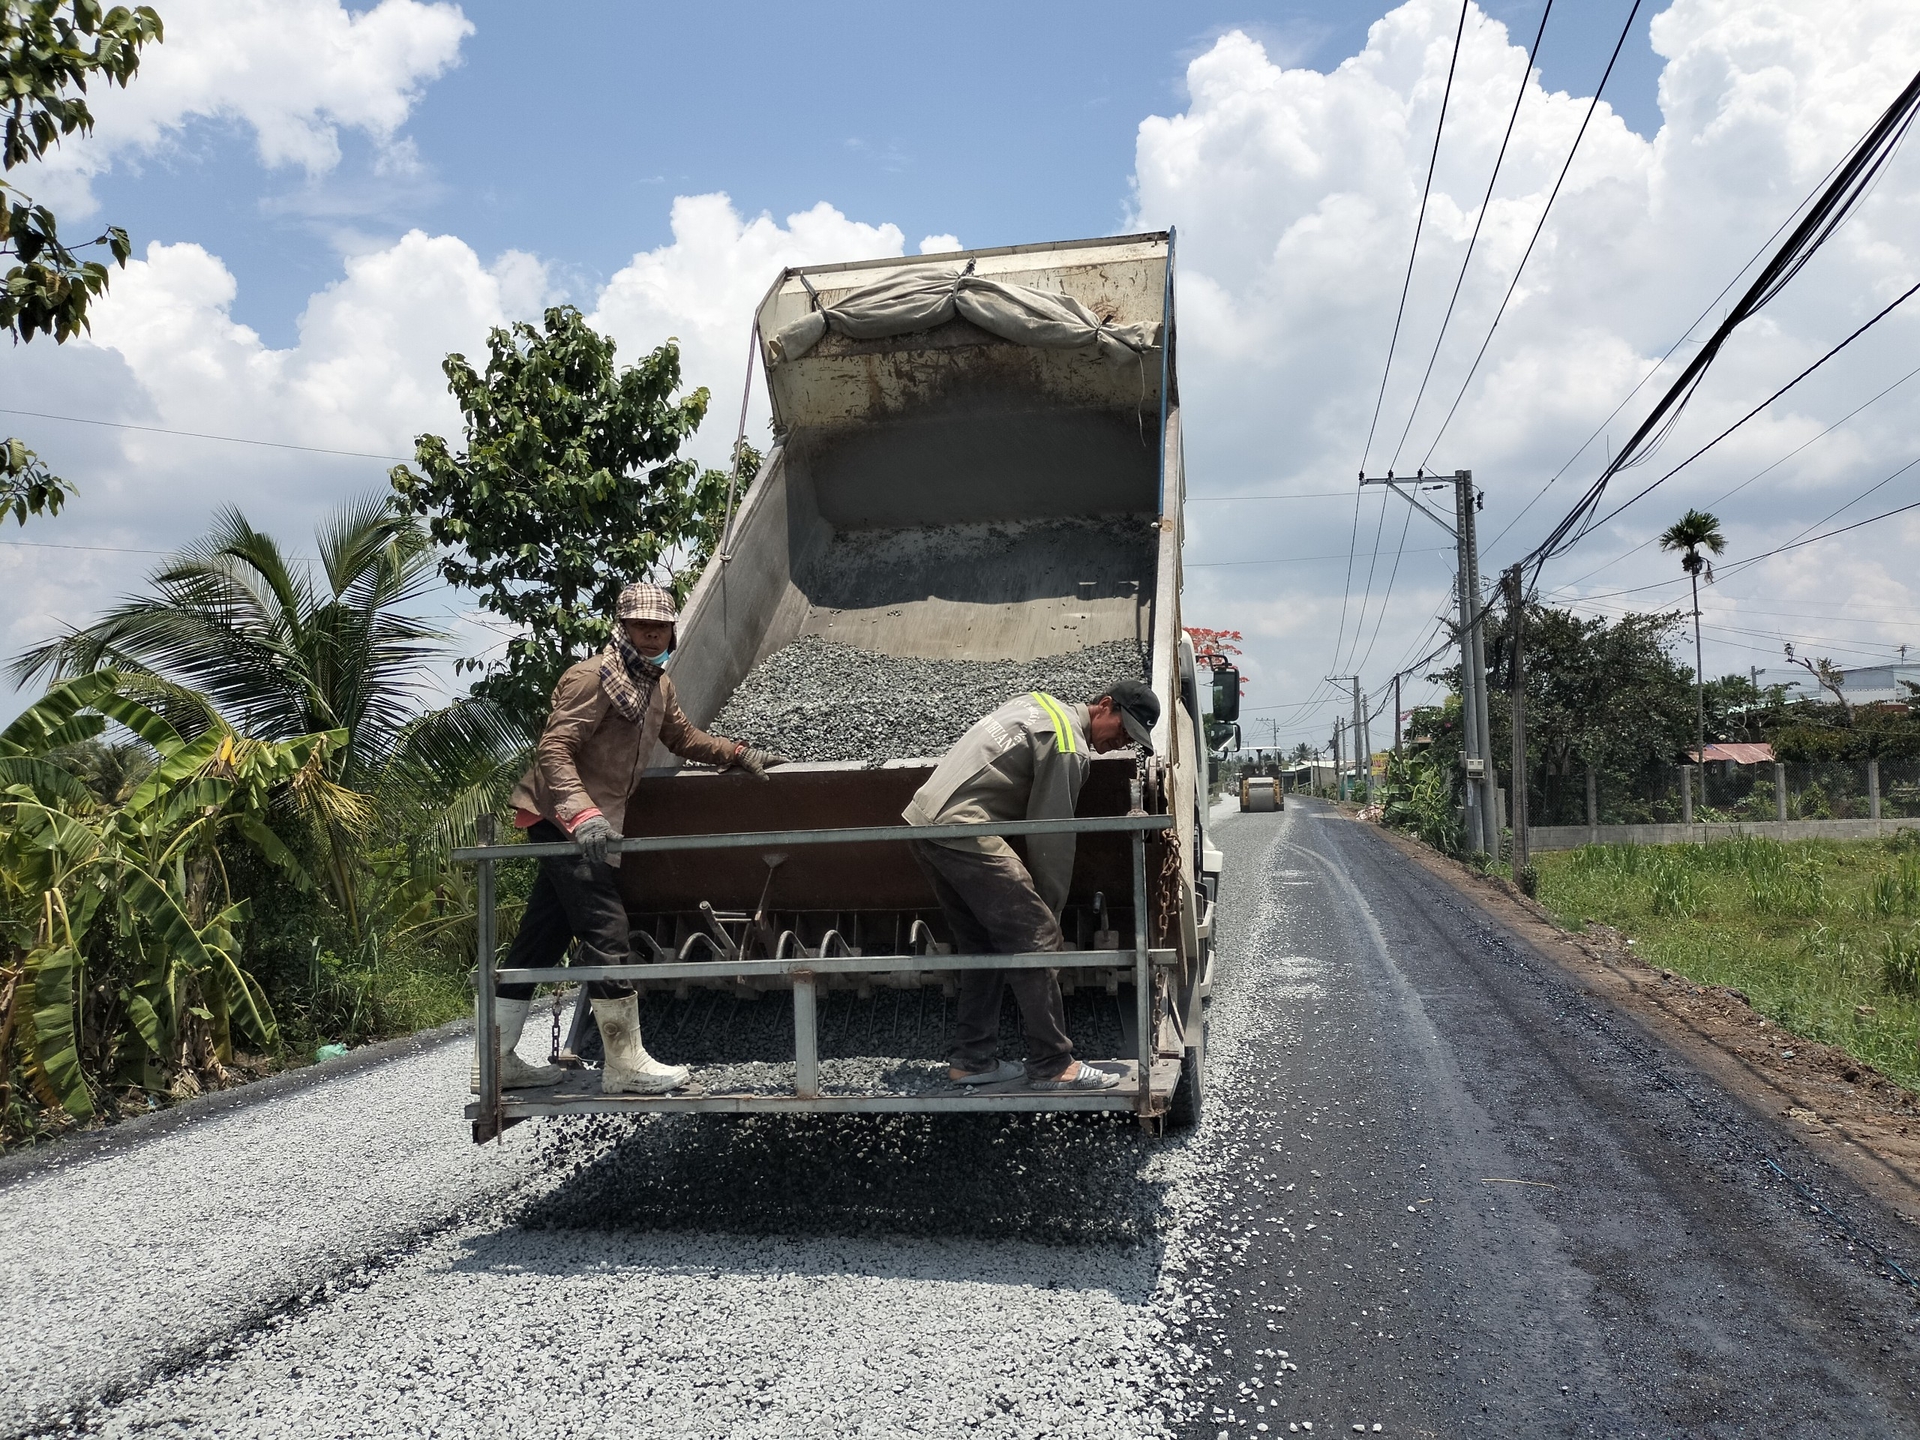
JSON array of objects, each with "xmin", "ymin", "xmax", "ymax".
[{"xmin": 0, "ymin": 672, "xmax": 350, "ymax": 1123}]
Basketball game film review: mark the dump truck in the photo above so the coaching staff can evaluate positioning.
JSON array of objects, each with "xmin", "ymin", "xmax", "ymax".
[{"xmin": 461, "ymin": 231, "xmax": 1220, "ymax": 1138}]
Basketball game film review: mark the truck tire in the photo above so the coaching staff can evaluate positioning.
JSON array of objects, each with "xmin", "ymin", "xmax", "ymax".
[{"xmin": 1166, "ymin": 1009, "xmax": 1208, "ymax": 1131}]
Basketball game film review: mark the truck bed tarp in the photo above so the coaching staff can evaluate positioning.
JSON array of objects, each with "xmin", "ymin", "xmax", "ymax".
[{"xmin": 767, "ymin": 266, "xmax": 1161, "ymax": 368}]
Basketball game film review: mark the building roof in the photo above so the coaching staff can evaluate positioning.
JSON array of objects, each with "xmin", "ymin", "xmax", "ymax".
[{"xmin": 1692, "ymin": 742, "xmax": 1774, "ymax": 764}]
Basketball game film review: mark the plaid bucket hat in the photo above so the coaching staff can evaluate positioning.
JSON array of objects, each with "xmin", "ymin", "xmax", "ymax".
[{"xmin": 615, "ymin": 581, "xmax": 678, "ymax": 624}]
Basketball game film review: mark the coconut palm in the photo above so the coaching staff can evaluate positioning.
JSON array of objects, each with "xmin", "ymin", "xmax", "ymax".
[
  {"xmin": 10, "ymin": 497, "xmax": 500, "ymax": 930},
  {"xmin": 1658, "ymin": 508, "xmax": 1726, "ymax": 759}
]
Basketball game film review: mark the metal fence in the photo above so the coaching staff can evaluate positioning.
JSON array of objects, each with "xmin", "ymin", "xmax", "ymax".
[{"xmin": 1548, "ymin": 758, "xmax": 1920, "ymax": 826}]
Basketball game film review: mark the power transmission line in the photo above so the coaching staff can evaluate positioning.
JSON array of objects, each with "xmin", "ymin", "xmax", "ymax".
[
  {"xmin": 1335, "ymin": 0, "xmax": 1471, "ymax": 681},
  {"xmin": 1359, "ymin": 0, "xmax": 1471, "ymax": 476},
  {"xmin": 1582, "ymin": 276, "xmax": 1920, "ymax": 533},
  {"xmin": 1549, "ymin": 356, "xmax": 1920, "ymax": 589},
  {"xmin": 1486, "ymin": 141, "xmax": 1862, "ymax": 554},
  {"xmin": 1417, "ymin": 0, "xmax": 1646, "ymax": 471},
  {"xmin": 0, "ymin": 407, "xmax": 412, "ymax": 462},
  {"xmin": 1521, "ymin": 62, "xmax": 1920, "ymax": 578},
  {"xmin": 1389, "ymin": 0, "xmax": 1555, "ymax": 472}
]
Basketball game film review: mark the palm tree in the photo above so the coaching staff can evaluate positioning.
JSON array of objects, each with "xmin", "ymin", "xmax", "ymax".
[
  {"xmin": 1658, "ymin": 508, "xmax": 1726, "ymax": 761},
  {"xmin": 12, "ymin": 497, "xmax": 479, "ymax": 928}
]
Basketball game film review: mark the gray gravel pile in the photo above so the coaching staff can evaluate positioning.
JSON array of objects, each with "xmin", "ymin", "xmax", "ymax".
[
  {"xmin": 711, "ymin": 636, "xmax": 1148, "ymax": 762},
  {"xmin": 0, "ymin": 1032, "xmax": 546, "ymax": 1436}
]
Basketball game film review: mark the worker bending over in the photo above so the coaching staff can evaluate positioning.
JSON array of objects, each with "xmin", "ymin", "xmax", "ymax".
[
  {"xmin": 482, "ymin": 582, "xmax": 785, "ymax": 1095},
  {"xmin": 904, "ymin": 679, "xmax": 1160, "ymax": 1091}
]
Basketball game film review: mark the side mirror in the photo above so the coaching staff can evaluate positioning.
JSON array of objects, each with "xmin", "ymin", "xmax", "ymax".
[{"xmin": 1211, "ymin": 665, "xmax": 1241, "ymax": 722}]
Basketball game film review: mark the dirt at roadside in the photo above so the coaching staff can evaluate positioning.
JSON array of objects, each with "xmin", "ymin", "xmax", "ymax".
[{"xmin": 1367, "ymin": 820, "xmax": 1920, "ymax": 1229}]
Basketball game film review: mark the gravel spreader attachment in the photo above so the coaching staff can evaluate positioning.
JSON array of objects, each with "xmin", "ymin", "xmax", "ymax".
[{"xmin": 459, "ymin": 810, "xmax": 1183, "ymax": 1140}]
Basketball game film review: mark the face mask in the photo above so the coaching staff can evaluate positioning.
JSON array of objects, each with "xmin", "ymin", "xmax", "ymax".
[{"xmin": 648, "ymin": 650, "xmax": 672, "ymax": 666}]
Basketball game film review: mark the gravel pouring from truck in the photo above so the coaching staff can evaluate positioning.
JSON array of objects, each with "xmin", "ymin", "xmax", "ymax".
[{"xmin": 463, "ymin": 231, "xmax": 1216, "ymax": 1138}]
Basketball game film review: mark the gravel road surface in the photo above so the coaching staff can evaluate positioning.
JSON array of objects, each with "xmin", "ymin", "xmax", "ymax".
[{"xmin": 8, "ymin": 801, "xmax": 1918, "ymax": 1438}]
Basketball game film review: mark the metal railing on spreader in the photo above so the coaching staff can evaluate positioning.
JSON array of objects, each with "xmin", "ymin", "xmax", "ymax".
[{"xmin": 455, "ymin": 812, "xmax": 1178, "ymax": 1139}]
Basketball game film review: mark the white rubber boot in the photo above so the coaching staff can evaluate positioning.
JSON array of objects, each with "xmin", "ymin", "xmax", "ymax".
[
  {"xmin": 592, "ymin": 994, "xmax": 690, "ymax": 1095},
  {"xmin": 469, "ymin": 997, "xmax": 566, "ymax": 1092}
]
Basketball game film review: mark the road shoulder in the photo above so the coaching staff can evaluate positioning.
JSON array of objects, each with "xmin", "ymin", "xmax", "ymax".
[{"xmin": 1365, "ymin": 818, "xmax": 1920, "ymax": 1231}]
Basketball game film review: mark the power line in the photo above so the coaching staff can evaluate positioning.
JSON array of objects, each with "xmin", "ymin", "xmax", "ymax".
[
  {"xmin": 1337, "ymin": 0, "xmax": 1471, "ymax": 683},
  {"xmin": 1488, "ymin": 141, "xmax": 1862, "ymax": 556},
  {"xmin": 1389, "ymin": 0, "xmax": 1554, "ymax": 472},
  {"xmin": 1190, "ymin": 546, "xmax": 1451, "ymax": 568},
  {"xmin": 1549, "ymin": 356, "xmax": 1920, "ymax": 589},
  {"xmin": 1359, "ymin": 0, "xmax": 1471, "ymax": 476},
  {"xmin": 1582, "ymin": 276, "xmax": 1920, "ymax": 533},
  {"xmin": 1522, "ymin": 61, "xmax": 1920, "ymax": 577},
  {"xmin": 1418, "ymin": 0, "xmax": 1646, "ymax": 471},
  {"xmin": 1186, "ymin": 491, "xmax": 1353, "ymax": 502},
  {"xmin": 0, "ymin": 407, "xmax": 413, "ymax": 462}
]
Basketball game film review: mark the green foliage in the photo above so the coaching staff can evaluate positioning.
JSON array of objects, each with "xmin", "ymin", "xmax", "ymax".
[
  {"xmin": 12, "ymin": 497, "xmax": 458, "ymax": 933},
  {"xmin": 1, "ymin": 0, "xmax": 162, "ymax": 344},
  {"xmin": 0, "ymin": 672, "xmax": 340, "ymax": 1134},
  {"xmin": 1376, "ymin": 748, "xmax": 1460, "ymax": 857},
  {"xmin": 1884, "ymin": 926, "xmax": 1920, "ymax": 999},
  {"xmin": 2, "ymin": 436, "xmax": 75, "ymax": 524},
  {"xmin": 1538, "ymin": 836, "xmax": 1920, "ymax": 1093},
  {"xmin": 1657, "ymin": 508, "xmax": 1726, "ymax": 579},
  {"xmin": 390, "ymin": 305, "xmax": 752, "ymax": 728}
]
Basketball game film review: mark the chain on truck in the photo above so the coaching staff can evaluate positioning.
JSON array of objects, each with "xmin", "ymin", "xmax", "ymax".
[{"xmin": 458, "ymin": 231, "xmax": 1229, "ymax": 1139}]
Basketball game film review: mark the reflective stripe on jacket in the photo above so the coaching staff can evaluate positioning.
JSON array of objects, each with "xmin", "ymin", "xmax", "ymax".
[
  {"xmin": 901, "ymin": 692, "xmax": 1091, "ymax": 915},
  {"xmin": 508, "ymin": 658, "xmax": 737, "ymax": 836}
]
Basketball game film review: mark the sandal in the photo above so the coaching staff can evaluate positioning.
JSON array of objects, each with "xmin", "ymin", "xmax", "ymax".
[{"xmin": 1028, "ymin": 1061, "xmax": 1120, "ymax": 1091}]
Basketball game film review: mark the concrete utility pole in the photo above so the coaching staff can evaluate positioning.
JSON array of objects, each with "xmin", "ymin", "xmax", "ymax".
[
  {"xmin": 1333, "ymin": 718, "xmax": 1344, "ymax": 797},
  {"xmin": 1361, "ymin": 468, "xmax": 1498, "ymax": 854},
  {"xmin": 1505, "ymin": 565, "xmax": 1529, "ymax": 875},
  {"xmin": 1393, "ymin": 673, "xmax": 1403, "ymax": 755},
  {"xmin": 1330, "ymin": 675, "xmax": 1364, "ymax": 804}
]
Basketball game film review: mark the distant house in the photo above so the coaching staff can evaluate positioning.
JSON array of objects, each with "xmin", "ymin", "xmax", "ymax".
[{"xmin": 1748, "ymin": 664, "xmax": 1918, "ymax": 706}]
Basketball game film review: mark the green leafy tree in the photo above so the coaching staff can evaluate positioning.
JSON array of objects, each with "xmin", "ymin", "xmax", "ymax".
[
  {"xmin": 1658, "ymin": 507, "xmax": 1727, "ymax": 757},
  {"xmin": 2, "ymin": 437, "xmax": 72, "ymax": 525},
  {"xmin": 0, "ymin": 673, "xmax": 346, "ymax": 1131},
  {"xmin": 389, "ymin": 305, "xmax": 751, "ymax": 728},
  {"xmin": 12, "ymin": 497, "xmax": 450, "ymax": 931},
  {"xmin": 3, "ymin": 1, "xmax": 165, "ymax": 529}
]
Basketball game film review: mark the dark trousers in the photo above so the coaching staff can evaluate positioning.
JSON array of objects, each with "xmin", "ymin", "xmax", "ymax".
[
  {"xmin": 911, "ymin": 840, "xmax": 1074, "ymax": 1080},
  {"xmin": 497, "ymin": 820, "xmax": 636, "ymax": 1001}
]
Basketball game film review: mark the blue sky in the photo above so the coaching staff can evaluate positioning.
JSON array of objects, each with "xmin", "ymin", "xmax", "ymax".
[
  {"xmin": 88, "ymin": 0, "xmax": 1666, "ymax": 349},
  {"xmin": 5, "ymin": 0, "xmax": 1917, "ymax": 740}
]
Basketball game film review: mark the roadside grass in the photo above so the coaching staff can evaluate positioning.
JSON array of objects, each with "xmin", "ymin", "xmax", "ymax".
[{"xmin": 1532, "ymin": 834, "xmax": 1920, "ymax": 1094}]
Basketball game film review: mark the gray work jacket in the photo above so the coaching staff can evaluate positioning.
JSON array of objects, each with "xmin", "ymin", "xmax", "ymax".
[{"xmin": 902, "ymin": 692, "xmax": 1091, "ymax": 915}]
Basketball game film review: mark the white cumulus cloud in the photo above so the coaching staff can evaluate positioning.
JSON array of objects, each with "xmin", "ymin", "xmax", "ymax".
[
  {"xmin": 590, "ymin": 194, "xmax": 911, "ymax": 466},
  {"xmin": 1134, "ymin": 0, "xmax": 1920, "ymax": 741},
  {"xmin": 19, "ymin": 0, "xmax": 472, "ymax": 216}
]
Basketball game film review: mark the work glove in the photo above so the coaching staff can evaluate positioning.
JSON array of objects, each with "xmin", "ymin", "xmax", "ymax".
[
  {"xmin": 732, "ymin": 745, "xmax": 790, "ymax": 781},
  {"xmin": 571, "ymin": 814, "xmax": 620, "ymax": 868}
]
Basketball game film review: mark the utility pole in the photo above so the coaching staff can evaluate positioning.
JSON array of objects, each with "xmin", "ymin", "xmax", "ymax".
[
  {"xmin": 1330, "ymin": 676, "xmax": 1364, "ymax": 805},
  {"xmin": 1361, "ymin": 468, "xmax": 1497, "ymax": 854},
  {"xmin": 1393, "ymin": 673, "xmax": 1403, "ymax": 755},
  {"xmin": 1505, "ymin": 565, "xmax": 1529, "ymax": 875},
  {"xmin": 1333, "ymin": 718, "xmax": 1344, "ymax": 798}
]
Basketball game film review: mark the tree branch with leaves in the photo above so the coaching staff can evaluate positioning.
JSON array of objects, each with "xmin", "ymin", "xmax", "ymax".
[{"xmin": 390, "ymin": 305, "xmax": 751, "ymax": 729}]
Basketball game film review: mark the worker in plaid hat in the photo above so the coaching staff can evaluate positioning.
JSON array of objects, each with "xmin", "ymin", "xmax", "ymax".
[{"xmin": 486, "ymin": 581, "xmax": 788, "ymax": 1096}]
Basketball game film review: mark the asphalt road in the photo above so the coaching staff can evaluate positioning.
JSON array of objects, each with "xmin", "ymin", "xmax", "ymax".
[
  {"xmin": 1179, "ymin": 799, "xmax": 1920, "ymax": 1438},
  {"xmin": 6, "ymin": 799, "xmax": 1918, "ymax": 1438}
]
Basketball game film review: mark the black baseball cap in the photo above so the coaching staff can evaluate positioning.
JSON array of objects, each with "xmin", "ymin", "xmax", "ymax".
[{"xmin": 1102, "ymin": 678, "xmax": 1160, "ymax": 751}]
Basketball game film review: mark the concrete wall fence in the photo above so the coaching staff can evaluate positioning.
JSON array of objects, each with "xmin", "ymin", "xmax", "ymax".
[{"xmin": 1529, "ymin": 817, "xmax": 1920, "ymax": 852}]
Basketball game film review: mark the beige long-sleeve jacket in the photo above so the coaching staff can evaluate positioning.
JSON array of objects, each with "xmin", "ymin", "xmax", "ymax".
[
  {"xmin": 901, "ymin": 692, "xmax": 1091, "ymax": 915},
  {"xmin": 509, "ymin": 658, "xmax": 737, "ymax": 835}
]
